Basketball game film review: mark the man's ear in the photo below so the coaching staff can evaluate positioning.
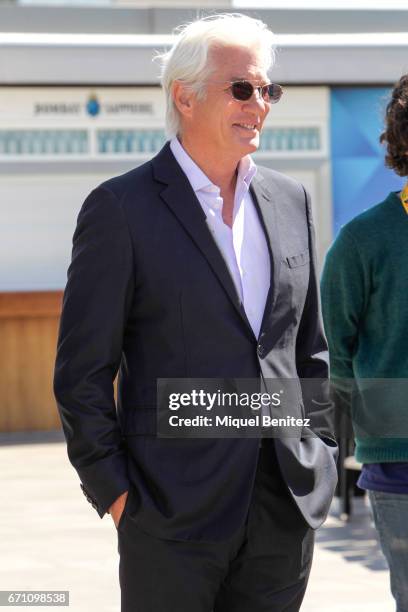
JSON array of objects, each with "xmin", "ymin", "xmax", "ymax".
[{"xmin": 172, "ymin": 81, "xmax": 195, "ymax": 121}]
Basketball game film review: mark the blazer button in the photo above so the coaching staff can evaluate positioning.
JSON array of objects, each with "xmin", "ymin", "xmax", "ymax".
[{"xmin": 257, "ymin": 344, "xmax": 265, "ymax": 358}]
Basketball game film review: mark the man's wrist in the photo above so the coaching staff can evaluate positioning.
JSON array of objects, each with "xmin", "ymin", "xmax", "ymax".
[{"xmin": 109, "ymin": 490, "xmax": 129, "ymax": 520}]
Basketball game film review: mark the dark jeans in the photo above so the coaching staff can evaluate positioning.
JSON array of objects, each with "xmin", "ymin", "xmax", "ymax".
[
  {"xmin": 117, "ymin": 440, "xmax": 314, "ymax": 612},
  {"xmin": 369, "ymin": 490, "xmax": 408, "ymax": 612}
]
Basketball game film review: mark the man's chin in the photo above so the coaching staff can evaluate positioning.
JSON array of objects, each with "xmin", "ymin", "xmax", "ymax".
[
  {"xmin": 248, "ymin": 139, "xmax": 259, "ymax": 152},
  {"xmin": 243, "ymin": 144, "xmax": 259, "ymax": 158},
  {"xmin": 235, "ymin": 137, "xmax": 259, "ymax": 156}
]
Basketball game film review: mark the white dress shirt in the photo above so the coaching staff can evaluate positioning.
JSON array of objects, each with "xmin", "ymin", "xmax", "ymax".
[{"xmin": 170, "ymin": 137, "xmax": 270, "ymax": 340}]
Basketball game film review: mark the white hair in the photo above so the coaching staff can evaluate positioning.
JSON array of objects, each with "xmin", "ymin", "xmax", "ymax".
[{"xmin": 155, "ymin": 13, "xmax": 277, "ymax": 139}]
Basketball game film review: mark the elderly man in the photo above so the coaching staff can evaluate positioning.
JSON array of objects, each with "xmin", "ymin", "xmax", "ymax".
[{"xmin": 54, "ymin": 13, "xmax": 337, "ymax": 612}]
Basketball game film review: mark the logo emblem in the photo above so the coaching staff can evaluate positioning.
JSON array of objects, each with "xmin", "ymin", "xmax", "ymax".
[{"xmin": 86, "ymin": 94, "xmax": 100, "ymax": 117}]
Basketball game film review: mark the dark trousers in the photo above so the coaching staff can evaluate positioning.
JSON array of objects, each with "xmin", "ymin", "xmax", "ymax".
[{"xmin": 117, "ymin": 441, "xmax": 314, "ymax": 612}]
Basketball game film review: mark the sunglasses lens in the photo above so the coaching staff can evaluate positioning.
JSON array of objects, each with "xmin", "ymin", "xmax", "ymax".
[
  {"xmin": 231, "ymin": 81, "xmax": 253, "ymax": 101},
  {"xmin": 264, "ymin": 84, "xmax": 283, "ymax": 103},
  {"xmin": 230, "ymin": 81, "xmax": 283, "ymax": 103}
]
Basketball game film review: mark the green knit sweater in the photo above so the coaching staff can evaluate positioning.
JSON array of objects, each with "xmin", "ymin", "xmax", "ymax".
[{"xmin": 321, "ymin": 191, "xmax": 408, "ymax": 463}]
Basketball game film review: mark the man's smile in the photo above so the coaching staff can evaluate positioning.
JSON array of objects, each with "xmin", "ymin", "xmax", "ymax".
[{"xmin": 233, "ymin": 122, "xmax": 259, "ymax": 134}]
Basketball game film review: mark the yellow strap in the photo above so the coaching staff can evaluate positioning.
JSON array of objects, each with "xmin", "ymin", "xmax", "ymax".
[{"xmin": 401, "ymin": 183, "xmax": 408, "ymax": 214}]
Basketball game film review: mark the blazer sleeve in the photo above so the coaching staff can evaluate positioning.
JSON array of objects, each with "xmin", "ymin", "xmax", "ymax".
[
  {"xmin": 295, "ymin": 186, "xmax": 337, "ymax": 445},
  {"xmin": 53, "ymin": 186, "xmax": 134, "ymax": 518}
]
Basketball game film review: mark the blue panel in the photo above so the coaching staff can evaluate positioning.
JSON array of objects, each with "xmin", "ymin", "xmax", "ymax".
[{"xmin": 330, "ymin": 88, "xmax": 403, "ymax": 235}]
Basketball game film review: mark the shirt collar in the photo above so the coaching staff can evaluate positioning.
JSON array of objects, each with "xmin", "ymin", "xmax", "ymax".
[
  {"xmin": 170, "ymin": 136, "xmax": 257, "ymax": 196},
  {"xmin": 170, "ymin": 136, "xmax": 213, "ymax": 193},
  {"xmin": 237, "ymin": 153, "xmax": 257, "ymax": 192}
]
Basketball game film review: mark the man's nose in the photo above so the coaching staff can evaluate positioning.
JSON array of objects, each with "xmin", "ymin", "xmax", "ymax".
[{"xmin": 243, "ymin": 90, "xmax": 268, "ymax": 113}]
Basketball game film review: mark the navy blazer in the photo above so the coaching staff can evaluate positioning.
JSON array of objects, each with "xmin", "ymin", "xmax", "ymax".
[{"xmin": 54, "ymin": 142, "xmax": 338, "ymax": 541}]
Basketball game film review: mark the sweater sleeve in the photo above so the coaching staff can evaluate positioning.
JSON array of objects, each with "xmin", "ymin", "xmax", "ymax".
[{"xmin": 320, "ymin": 227, "xmax": 369, "ymax": 385}]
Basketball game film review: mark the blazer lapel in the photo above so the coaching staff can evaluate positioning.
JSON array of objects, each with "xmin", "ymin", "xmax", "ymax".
[
  {"xmin": 151, "ymin": 143, "xmax": 255, "ymax": 338},
  {"xmin": 250, "ymin": 172, "xmax": 282, "ymax": 335}
]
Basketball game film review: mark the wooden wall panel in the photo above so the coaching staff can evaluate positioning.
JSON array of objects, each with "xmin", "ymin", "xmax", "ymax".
[{"xmin": 0, "ymin": 292, "xmax": 63, "ymax": 432}]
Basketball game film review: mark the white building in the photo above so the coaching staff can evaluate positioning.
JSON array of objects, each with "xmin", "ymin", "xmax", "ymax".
[{"xmin": 1, "ymin": 3, "xmax": 407, "ymax": 290}]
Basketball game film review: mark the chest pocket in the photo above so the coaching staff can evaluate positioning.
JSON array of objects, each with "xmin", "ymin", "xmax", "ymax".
[
  {"xmin": 286, "ymin": 250, "xmax": 310, "ymax": 268},
  {"xmin": 278, "ymin": 248, "xmax": 311, "ymax": 316}
]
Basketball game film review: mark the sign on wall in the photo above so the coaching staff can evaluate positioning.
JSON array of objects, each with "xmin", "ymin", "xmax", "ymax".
[
  {"xmin": 0, "ymin": 87, "xmax": 328, "ymax": 160},
  {"xmin": 0, "ymin": 86, "xmax": 331, "ymax": 290}
]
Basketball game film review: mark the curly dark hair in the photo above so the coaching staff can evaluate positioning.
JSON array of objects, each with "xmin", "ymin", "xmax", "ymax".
[{"xmin": 380, "ymin": 74, "xmax": 408, "ymax": 177}]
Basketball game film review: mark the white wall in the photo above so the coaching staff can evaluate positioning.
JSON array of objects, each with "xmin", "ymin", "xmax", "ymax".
[{"xmin": 0, "ymin": 173, "xmax": 111, "ymax": 290}]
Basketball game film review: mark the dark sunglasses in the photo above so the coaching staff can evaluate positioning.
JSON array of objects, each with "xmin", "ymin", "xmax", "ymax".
[{"xmin": 209, "ymin": 80, "xmax": 283, "ymax": 103}]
